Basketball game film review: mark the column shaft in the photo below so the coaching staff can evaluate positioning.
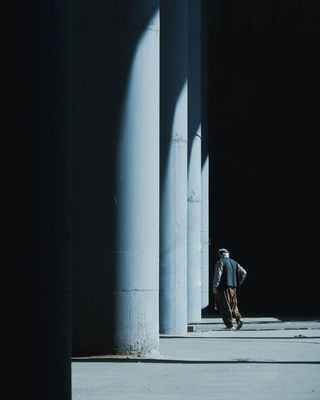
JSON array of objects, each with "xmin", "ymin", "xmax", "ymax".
[
  {"xmin": 114, "ymin": 7, "xmax": 160, "ymax": 356},
  {"xmin": 72, "ymin": 0, "xmax": 160, "ymax": 357},
  {"xmin": 160, "ymin": 0, "xmax": 188, "ymax": 334},
  {"xmin": 201, "ymin": 0, "xmax": 210, "ymax": 311},
  {"xmin": 187, "ymin": 0, "xmax": 202, "ymax": 323},
  {"xmin": 201, "ymin": 156, "xmax": 209, "ymax": 309}
]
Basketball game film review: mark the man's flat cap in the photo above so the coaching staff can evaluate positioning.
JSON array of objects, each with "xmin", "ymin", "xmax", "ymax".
[{"xmin": 218, "ymin": 248, "xmax": 230, "ymax": 255}]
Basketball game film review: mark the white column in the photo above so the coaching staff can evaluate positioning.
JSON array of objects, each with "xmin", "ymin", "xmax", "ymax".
[
  {"xmin": 201, "ymin": 155, "xmax": 209, "ymax": 309},
  {"xmin": 187, "ymin": 0, "xmax": 202, "ymax": 323},
  {"xmin": 160, "ymin": 0, "xmax": 188, "ymax": 335},
  {"xmin": 201, "ymin": 0, "xmax": 210, "ymax": 311},
  {"xmin": 72, "ymin": 0, "xmax": 160, "ymax": 357},
  {"xmin": 114, "ymin": 7, "xmax": 160, "ymax": 356}
]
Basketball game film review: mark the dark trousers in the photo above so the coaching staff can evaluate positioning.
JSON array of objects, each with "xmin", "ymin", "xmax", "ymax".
[{"xmin": 216, "ymin": 287, "xmax": 242, "ymax": 328}]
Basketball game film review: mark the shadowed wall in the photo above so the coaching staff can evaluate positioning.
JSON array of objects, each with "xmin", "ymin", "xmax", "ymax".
[{"xmin": 208, "ymin": 0, "xmax": 320, "ymax": 317}]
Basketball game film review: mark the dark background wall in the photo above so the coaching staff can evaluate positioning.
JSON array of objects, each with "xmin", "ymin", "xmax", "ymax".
[{"xmin": 208, "ymin": 0, "xmax": 320, "ymax": 317}]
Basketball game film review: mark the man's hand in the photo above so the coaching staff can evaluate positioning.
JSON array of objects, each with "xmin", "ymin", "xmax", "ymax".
[{"xmin": 213, "ymin": 287, "xmax": 217, "ymax": 295}]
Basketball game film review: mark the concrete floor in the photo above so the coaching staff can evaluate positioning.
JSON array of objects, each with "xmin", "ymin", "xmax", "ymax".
[{"xmin": 72, "ymin": 317, "xmax": 320, "ymax": 399}]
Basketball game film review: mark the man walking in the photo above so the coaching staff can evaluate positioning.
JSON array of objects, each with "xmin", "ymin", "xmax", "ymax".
[{"xmin": 212, "ymin": 248, "xmax": 247, "ymax": 330}]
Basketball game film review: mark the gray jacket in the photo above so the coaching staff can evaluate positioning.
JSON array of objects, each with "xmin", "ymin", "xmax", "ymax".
[{"xmin": 213, "ymin": 256, "xmax": 247, "ymax": 289}]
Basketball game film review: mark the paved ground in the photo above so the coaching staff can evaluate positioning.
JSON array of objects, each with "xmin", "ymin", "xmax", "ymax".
[{"xmin": 72, "ymin": 317, "xmax": 320, "ymax": 399}]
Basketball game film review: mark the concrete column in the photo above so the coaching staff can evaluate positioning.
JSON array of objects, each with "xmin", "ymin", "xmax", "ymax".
[
  {"xmin": 201, "ymin": 155, "xmax": 209, "ymax": 310},
  {"xmin": 160, "ymin": 0, "xmax": 188, "ymax": 334},
  {"xmin": 201, "ymin": 0, "xmax": 210, "ymax": 311},
  {"xmin": 187, "ymin": 0, "xmax": 202, "ymax": 323},
  {"xmin": 72, "ymin": 0, "xmax": 159, "ymax": 357},
  {"xmin": 114, "ymin": 7, "xmax": 160, "ymax": 356},
  {"xmin": 26, "ymin": 1, "xmax": 72, "ymax": 399}
]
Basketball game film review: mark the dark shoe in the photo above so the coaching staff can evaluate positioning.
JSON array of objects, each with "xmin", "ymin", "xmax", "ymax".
[
  {"xmin": 223, "ymin": 325, "xmax": 235, "ymax": 331},
  {"xmin": 236, "ymin": 319, "xmax": 243, "ymax": 330}
]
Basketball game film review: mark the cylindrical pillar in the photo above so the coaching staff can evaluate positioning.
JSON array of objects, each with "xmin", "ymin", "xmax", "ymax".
[
  {"xmin": 27, "ymin": 1, "xmax": 72, "ymax": 398},
  {"xmin": 114, "ymin": 7, "xmax": 160, "ymax": 356},
  {"xmin": 187, "ymin": 131, "xmax": 202, "ymax": 322},
  {"xmin": 201, "ymin": 155, "xmax": 209, "ymax": 309},
  {"xmin": 201, "ymin": 0, "xmax": 210, "ymax": 311},
  {"xmin": 72, "ymin": 0, "xmax": 160, "ymax": 357},
  {"xmin": 160, "ymin": 0, "xmax": 188, "ymax": 334},
  {"xmin": 187, "ymin": 0, "xmax": 202, "ymax": 323}
]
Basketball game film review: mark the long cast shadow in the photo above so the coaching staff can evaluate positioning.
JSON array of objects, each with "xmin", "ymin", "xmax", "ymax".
[
  {"xmin": 72, "ymin": 358, "xmax": 320, "ymax": 365},
  {"xmin": 160, "ymin": 336, "xmax": 320, "ymax": 340}
]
